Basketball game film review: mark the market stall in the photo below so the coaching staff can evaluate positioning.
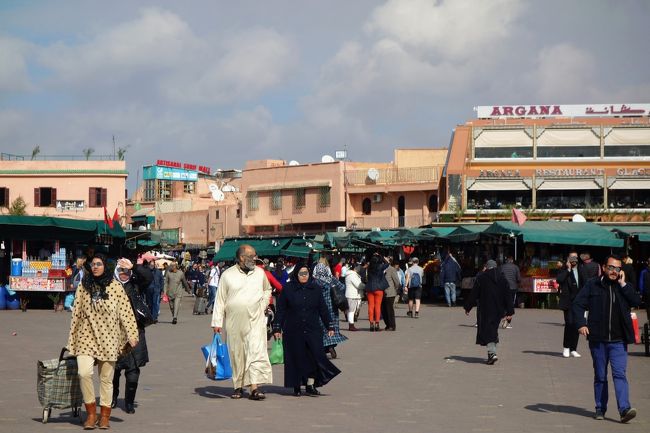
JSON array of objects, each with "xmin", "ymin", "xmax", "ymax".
[{"xmin": 0, "ymin": 216, "xmax": 125, "ymax": 311}]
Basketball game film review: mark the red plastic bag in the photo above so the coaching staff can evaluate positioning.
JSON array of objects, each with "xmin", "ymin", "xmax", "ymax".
[
  {"xmin": 162, "ymin": 293, "xmax": 169, "ymax": 304},
  {"xmin": 631, "ymin": 312, "xmax": 640, "ymax": 344}
]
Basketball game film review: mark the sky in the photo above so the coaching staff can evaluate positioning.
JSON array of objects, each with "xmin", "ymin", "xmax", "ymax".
[{"xmin": 1, "ymin": 0, "xmax": 649, "ymax": 194}]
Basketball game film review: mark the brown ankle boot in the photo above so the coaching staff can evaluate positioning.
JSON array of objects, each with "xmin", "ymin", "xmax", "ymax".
[
  {"xmin": 348, "ymin": 324, "xmax": 358, "ymax": 331},
  {"xmin": 98, "ymin": 406, "xmax": 111, "ymax": 429},
  {"xmin": 83, "ymin": 402, "xmax": 97, "ymax": 430}
]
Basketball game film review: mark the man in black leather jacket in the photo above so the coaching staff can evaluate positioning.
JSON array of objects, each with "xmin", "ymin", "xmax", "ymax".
[{"xmin": 573, "ymin": 254, "xmax": 641, "ymax": 423}]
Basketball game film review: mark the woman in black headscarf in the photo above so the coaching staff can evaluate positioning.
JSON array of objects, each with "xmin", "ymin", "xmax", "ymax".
[
  {"xmin": 111, "ymin": 258, "xmax": 153, "ymax": 414},
  {"xmin": 67, "ymin": 253, "xmax": 139, "ymax": 429},
  {"xmin": 273, "ymin": 262, "xmax": 341, "ymax": 396}
]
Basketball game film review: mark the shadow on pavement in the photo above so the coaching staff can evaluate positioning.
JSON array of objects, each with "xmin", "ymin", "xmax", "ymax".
[
  {"xmin": 522, "ymin": 350, "xmax": 563, "ymax": 357},
  {"xmin": 458, "ymin": 324, "xmax": 476, "ymax": 328},
  {"xmin": 195, "ymin": 385, "xmax": 293, "ymax": 399},
  {"xmin": 538, "ymin": 322, "xmax": 564, "ymax": 327},
  {"xmin": 444, "ymin": 355, "xmax": 485, "ymax": 364},
  {"xmin": 524, "ymin": 403, "xmax": 594, "ymax": 419}
]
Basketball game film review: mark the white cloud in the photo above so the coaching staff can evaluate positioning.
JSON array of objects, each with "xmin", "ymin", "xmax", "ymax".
[
  {"xmin": 0, "ymin": 37, "xmax": 33, "ymax": 93},
  {"xmin": 36, "ymin": 8, "xmax": 297, "ymax": 105},
  {"xmin": 366, "ymin": 0, "xmax": 524, "ymax": 61},
  {"xmin": 532, "ymin": 43, "xmax": 597, "ymax": 102},
  {"xmin": 163, "ymin": 28, "xmax": 298, "ymax": 104}
]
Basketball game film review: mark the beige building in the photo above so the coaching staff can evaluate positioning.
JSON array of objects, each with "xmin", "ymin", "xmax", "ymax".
[
  {"xmin": 128, "ymin": 165, "xmax": 242, "ymax": 247},
  {"xmin": 0, "ymin": 159, "xmax": 127, "ymax": 221},
  {"xmin": 241, "ymin": 149, "xmax": 446, "ymax": 235}
]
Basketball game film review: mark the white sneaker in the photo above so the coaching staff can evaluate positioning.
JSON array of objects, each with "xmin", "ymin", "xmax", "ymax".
[
  {"xmin": 570, "ymin": 351, "xmax": 581, "ymax": 358},
  {"xmin": 563, "ymin": 348, "xmax": 570, "ymax": 358},
  {"xmin": 505, "ymin": 323, "xmax": 512, "ymax": 329}
]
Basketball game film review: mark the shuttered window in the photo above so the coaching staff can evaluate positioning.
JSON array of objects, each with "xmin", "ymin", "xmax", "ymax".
[
  {"xmin": 0, "ymin": 188, "xmax": 8, "ymax": 207},
  {"xmin": 34, "ymin": 187, "xmax": 57, "ymax": 207},
  {"xmin": 88, "ymin": 187, "xmax": 107, "ymax": 207}
]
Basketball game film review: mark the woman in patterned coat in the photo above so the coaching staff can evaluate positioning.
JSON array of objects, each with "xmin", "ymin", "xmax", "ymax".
[
  {"xmin": 313, "ymin": 259, "xmax": 348, "ymax": 359},
  {"xmin": 67, "ymin": 253, "xmax": 139, "ymax": 430}
]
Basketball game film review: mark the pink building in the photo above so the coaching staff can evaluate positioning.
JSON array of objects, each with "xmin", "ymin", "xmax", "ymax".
[
  {"xmin": 241, "ymin": 149, "xmax": 446, "ymax": 235},
  {"xmin": 0, "ymin": 159, "xmax": 127, "ymax": 222}
]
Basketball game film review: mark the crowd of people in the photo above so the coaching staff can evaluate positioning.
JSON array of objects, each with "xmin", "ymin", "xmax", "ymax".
[{"xmin": 62, "ymin": 245, "xmax": 649, "ymax": 428}]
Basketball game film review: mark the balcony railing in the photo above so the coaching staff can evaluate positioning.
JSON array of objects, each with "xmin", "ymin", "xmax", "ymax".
[
  {"xmin": 351, "ymin": 214, "xmax": 436, "ymax": 230},
  {"xmin": 345, "ymin": 166, "xmax": 439, "ymax": 186}
]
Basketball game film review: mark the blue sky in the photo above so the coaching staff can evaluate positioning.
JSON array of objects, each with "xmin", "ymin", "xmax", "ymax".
[{"xmin": 1, "ymin": 0, "xmax": 649, "ymax": 194}]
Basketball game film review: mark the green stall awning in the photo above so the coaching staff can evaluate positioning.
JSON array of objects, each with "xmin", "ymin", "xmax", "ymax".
[
  {"xmin": 213, "ymin": 238, "xmax": 293, "ymax": 261},
  {"xmin": 0, "ymin": 215, "xmax": 125, "ymax": 241},
  {"xmin": 444, "ymin": 224, "xmax": 491, "ymax": 243},
  {"xmin": 483, "ymin": 221, "xmax": 624, "ymax": 247},
  {"xmin": 607, "ymin": 225, "xmax": 650, "ymax": 243}
]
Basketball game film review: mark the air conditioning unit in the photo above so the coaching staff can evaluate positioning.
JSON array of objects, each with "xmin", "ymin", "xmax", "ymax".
[
  {"xmin": 371, "ymin": 227, "xmax": 381, "ymax": 232},
  {"xmin": 336, "ymin": 226, "xmax": 347, "ymax": 233},
  {"xmin": 373, "ymin": 193, "xmax": 383, "ymax": 203}
]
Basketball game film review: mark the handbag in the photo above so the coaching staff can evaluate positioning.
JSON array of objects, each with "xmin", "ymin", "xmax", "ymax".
[
  {"xmin": 162, "ymin": 293, "xmax": 169, "ymax": 303},
  {"xmin": 269, "ymin": 338, "xmax": 284, "ymax": 365},
  {"xmin": 130, "ymin": 289, "xmax": 155, "ymax": 328},
  {"xmin": 329, "ymin": 279, "xmax": 349, "ymax": 312},
  {"xmin": 202, "ymin": 334, "xmax": 232, "ymax": 381}
]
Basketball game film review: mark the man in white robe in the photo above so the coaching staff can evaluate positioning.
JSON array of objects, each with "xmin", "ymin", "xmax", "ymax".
[{"xmin": 212, "ymin": 244, "xmax": 273, "ymax": 400}]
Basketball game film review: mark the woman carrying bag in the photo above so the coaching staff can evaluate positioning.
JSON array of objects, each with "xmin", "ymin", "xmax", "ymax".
[
  {"xmin": 111, "ymin": 258, "xmax": 153, "ymax": 414},
  {"xmin": 312, "ymin": 258, "xmax": 348, "ymax": 359},
  {"xmin": 273, "ymin": 263, "xmax": 341, "ymax": 396},
  {"xmin": 67, "ymin": 254, "xmax": 139, "ymax": 430}
]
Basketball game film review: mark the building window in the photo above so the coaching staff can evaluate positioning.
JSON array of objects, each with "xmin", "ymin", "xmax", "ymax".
[
  {"xmin": 536, "ymin": 189, "xmax": 603, "ymax": 209},
  {"xmin": 88, "ymin": 187, "xmax": 107, "ymax": 208},
  {"xmin": 294, "ymin": 188, "xmax": 305, "ymax": 208},
  {"xmin": 608, "ymin": 189, "xmax": 648, "ymax": 209},
  {"xmin": 215, "ymin": 210, "xmax": 220, "ymax": 219},
  {"xmin": 428, "ymin": 194, "xmax": 438, "ymax": 212},
  {"xmin": 271, "ymin": 190, "xmax": 282, "ymax": 210},
  {"xmin": 183, "ymin": 182, "xmax": 195, "ymax": 194},
  {"xmin": 475, "ymin": 147, "xmax": 533, "ymax": 158},
  {"xmin": 144, "ymin": 180, "xmax": 156, "ymax": 201},
  {"xmin": 247, "ymin": 192, "xmax": 259, "ymax": 211},
  {"xmin": 34, "ymin": 187, "xmax": 57, "ymax": 207},
  {"xmin": 236, "ymin": 208, "xmax": 241, "ymax": 218},
  {"xmin": 362, "ymin": 198, "xmax": 372, "ymax": 215},
  {"xmin": 318, "ymin": 187, "xmax": 331, "ymax": 208},
  {"xmin": 0, "ymin": 187, "xmax": 8, "ymax": 207},
  {"xmin": 158, "ymin": 180, "xmax": 172, "ymax": 201},
  {"xmin": 537, "ymin": 145, "xmax": 599, "ymax": 158},
  {"xmin": 467, "ymin": 191, "xmax": 533, "ymax": 210}
]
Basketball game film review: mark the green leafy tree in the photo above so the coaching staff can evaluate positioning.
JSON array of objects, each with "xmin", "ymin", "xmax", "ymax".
[
  {"xmin": 117, "ymin": 145, "xmax": 130, "ymax": 160},
  {"xmin": 9, "ymin": 196, "xmax": 27, "ymax": 215}
]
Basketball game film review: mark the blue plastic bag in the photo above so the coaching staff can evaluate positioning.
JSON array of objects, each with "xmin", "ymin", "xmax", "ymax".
[
  {"xmin": 201, "ymin": 334, "xmax": 232, "ymax": 381},
  {"xmin": 64, "ymin": 292, "xmax": 75, "ymax": 310}
]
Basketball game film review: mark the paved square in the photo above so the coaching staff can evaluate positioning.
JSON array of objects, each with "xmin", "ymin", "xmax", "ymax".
[{"xmin": 1, "ymin": 299, "xmax": 648, "ymax": 433}]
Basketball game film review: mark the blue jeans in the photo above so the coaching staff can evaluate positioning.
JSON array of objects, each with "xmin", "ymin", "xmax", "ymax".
[
  {"xmin": 150, "ymin": 289, "xmax": 161, "ymax": 320},
  {"xmin": 207, "ymin": 285, "xmax": 218, "ymax": 312},
  {"xmin": 444, "ymin": 282, "xmax": 456, "ymax": 306},
  {"xmin": 589, "ymin": 341, "xmax": 631, "ymax": 415}
]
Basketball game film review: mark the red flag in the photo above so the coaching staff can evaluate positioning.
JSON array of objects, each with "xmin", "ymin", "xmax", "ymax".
[
  {"xmin": 112, "ymin": 208, "xmax": 120, "ymax": 225},
  {"xmin": 511, "ymin": 208, "xmax": 527, "ymax": 226},
  {"xmin": 104, "ymin": 207, "xmax": 114, "ymax": 229}
]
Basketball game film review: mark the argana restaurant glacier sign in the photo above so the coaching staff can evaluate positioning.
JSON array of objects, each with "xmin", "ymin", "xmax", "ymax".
[{"xmin": 475, "ymin": 104, "xmax": 650, "ymax": 118}]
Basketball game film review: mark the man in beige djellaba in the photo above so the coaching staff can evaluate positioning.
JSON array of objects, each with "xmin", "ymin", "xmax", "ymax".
[{"xmin": 212, "ymin": 244, "xmax": 273, "ymax": 400}]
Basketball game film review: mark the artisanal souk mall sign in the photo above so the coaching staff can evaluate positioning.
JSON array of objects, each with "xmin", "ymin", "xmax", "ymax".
[{"xmin": 475, "ymin": 103, "xmax": 650, "ymax": 118}]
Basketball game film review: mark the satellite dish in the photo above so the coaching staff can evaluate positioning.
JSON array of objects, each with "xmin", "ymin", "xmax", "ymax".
[
  {"xmin": 321, "ymin": 155, "xmax": 335, "ymax": 163},
  {"xmin": 211, "ymin": 189, "xmax": 225, "ymax": 202},
  {"xmin": 288, "ymin": 160, "xmax": 300, "ymax": 166},
  {"xmin": 222, "ymin": 184, "xmax": 237, "ymax": 192},
  {"xmin": 208, "ymin": 184, "xmax": 219, "ymax": 192},
  {"xmin": 367, "ymin": 168, "xmax": 379, "ymax": 181},
  {"xmin": 572, "ymin": 214, "xmax": 587, "ymax": 222}
]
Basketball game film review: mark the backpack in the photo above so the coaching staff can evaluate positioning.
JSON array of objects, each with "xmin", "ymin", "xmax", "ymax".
[{"xmin": 409, "ymin": 271, "xmax": 421, "ymax": 288}]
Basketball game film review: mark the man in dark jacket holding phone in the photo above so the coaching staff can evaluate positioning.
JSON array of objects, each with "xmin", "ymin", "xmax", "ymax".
[{"xmin": 573, "ymin": 254, "xmax": 641, "ymax": 423}]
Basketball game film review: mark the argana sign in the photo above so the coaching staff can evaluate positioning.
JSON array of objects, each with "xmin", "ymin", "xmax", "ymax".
[{"xmin": 475, "ymin": 104, "xmax": 650, "ymax": 119}]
